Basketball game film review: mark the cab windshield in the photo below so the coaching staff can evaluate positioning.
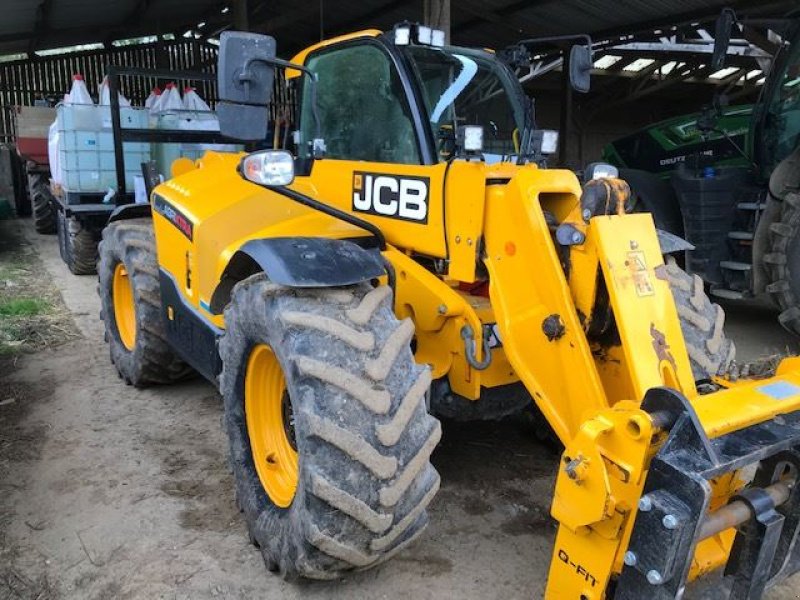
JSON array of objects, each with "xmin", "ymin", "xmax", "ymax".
[{"xmin": 402, "ymin": 45, "xmax": 526, "ymax": 163}]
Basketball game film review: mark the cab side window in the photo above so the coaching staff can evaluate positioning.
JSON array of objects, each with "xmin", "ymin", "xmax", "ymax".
[{"xmin": 299, "ymin": 44, "xmax": 421, "ymax": 165}]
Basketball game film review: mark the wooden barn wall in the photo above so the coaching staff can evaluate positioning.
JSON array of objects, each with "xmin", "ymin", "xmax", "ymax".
[{"xmin": 0, "ymin": 40, "xmax": 295, "ymax": 143}]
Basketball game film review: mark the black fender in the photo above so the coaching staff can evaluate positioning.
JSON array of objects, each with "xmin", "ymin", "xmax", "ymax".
[
  {"xmin": 620, "ymin": 168, "xmax": 684, "ymax": 236},
  {"xmin": 209, "ymin": 236, "xmax": 386, "ymax": 314},
  {"xmin": 107, "ymin": 203, "xmax": 152, "ymax": 224}
]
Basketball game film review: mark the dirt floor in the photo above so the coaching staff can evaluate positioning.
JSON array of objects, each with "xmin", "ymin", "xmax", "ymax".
[{"xmin": 2, "ymin": 217, "xmax": 800, "ymax": 599}]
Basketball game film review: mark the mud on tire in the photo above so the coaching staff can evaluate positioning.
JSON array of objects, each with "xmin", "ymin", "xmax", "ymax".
[
  {"xmin": 665, "ymin": 257, "xmax": 735, "ymax": 380},
  {"xmin": 98, "ymin": 218, "xmax": 193, "ymax": 386},
  {"xmin": 765, "ymin": 191, "xmax": 800, "ymax": 334},
  {"xmin": 220, "ymin": 274, "xmax": 441, "ymax": 580},
  {"xmin": 58, "ymin": 214, "xmax": 99, "ymax": 275},
  {"xmin": 29, "ymin": 173, "xmax": 55, "ymax": 234}
]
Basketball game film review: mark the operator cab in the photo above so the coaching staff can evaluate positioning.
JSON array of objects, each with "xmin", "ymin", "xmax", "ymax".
[
  {"xmin": 291, "ymin": 24, "xmax": 560, "ymax": 168},
  {"xmin": 216, "ymin": 22, "xmax": 593, "ymax": 174}
]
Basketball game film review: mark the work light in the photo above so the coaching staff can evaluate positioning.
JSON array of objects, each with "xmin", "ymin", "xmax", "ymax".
[
  {"xmin": 457, "ymin": 125, "xmax": 484, "ymax": 154},
  {"xmin": 417, "ymin": 25, "xmax": 432, "ymax": 45},
  {"xmin": 394, "ymin": 26, "xmax": 411, "ymax": 46}
]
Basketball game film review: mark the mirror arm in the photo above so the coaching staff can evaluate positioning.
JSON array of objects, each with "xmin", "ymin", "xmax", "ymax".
[{"xmin": 239, "ymin": 56, "xmax": 324, "ymax": 157}]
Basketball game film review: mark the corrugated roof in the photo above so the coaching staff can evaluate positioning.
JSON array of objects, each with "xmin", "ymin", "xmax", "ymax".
[
  {"xmin": 0, "ymin": 0, "xmax": 222, "ymax": 55},
  {"xmin": 270, "ymin": 0, "xmax": 799, "ymax": 54},
  {"xmin": 2, "ymin": 0, "xmax": 798, "ymax": 58}
]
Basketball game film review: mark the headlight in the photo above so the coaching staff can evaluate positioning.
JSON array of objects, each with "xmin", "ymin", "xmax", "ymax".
[{"xmin": 241, "ymin": 150, "xmax": 295, "ymax": 187}]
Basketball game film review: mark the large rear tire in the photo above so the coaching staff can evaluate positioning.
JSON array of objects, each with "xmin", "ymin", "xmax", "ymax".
[
  {"xmin": 220, "ymin": 275, "xmax": 441, "ymax": 580},
  {"xmin": 765, "ymin": 191, "xmax": 800, "ymax": 334},
  {"xmin": 56, "ymin": 210, "xmax": 68, "ymax": 263},
  {"xmin": 29, "ymin": 173, "xmax": 55, "ymax": 234},
  {"xmin": 97, "ymin": 218, "xmax": 193, "ymax": 386},
  {"xmin": 13, "ymin": 158, "xmax": 31, "ymax": 217},
  {"xmin": 665, "ymin": 258, "xmax": 736, "ymax": 380},
  {"xmin": 64, "ymin": 217, "xmax": 99, "ymax": 275}
]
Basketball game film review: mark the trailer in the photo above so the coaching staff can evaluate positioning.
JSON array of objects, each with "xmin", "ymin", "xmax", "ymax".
[
  {"xmin": 52, "ymin": 66, "xmax": 248, "ymax": 275},
  {"xmin": 13, "ymin": 105, "xmax": 58, "ymax": 230}
]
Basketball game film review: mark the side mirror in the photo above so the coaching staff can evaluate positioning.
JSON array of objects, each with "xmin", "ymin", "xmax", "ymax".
[
  {"xmin": 711, "ymin": 9, "xmax": 736, "ymax": 71},
  {"xmin": 217, "ymin": 31, "xmax": 277, "ymax": 141},
  {"xmin": 240, "ymin": 150, "xmax": 295, "ymax": 187},
  {"xmin": 569, "ymin": 44, "xmax": 592, "ymax": 93}
]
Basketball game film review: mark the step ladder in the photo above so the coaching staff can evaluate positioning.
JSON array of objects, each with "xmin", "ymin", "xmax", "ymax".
[{"xmin": 709, "ymin": 193, "xmax": 767, "ymax": 299}]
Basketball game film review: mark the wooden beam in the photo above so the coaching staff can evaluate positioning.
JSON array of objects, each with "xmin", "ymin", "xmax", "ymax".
[
  {"xmin": 233, "ymin": 0, "xmax": 249, "ymax": 31},
  {"xmin": 630, "ymin": 61, "xmax": 663, "ymax": 94},
  {"xmin": 607, "ymin": 48, "xmax": 759, "ymax": 70},
  {"xmin": 424, "ymin": 0, "xmax": 451, "ymax": 43},
  {"xmin": 580, "ymin": 61, "xmax": 704, "ymax": 122},
  {"xmin": 741, "ymin": 26, "xmax": 781, "ymax": 56},
  {"xmin": 28, "ymin": 0, "xmax": 54, "ymax": 55}
]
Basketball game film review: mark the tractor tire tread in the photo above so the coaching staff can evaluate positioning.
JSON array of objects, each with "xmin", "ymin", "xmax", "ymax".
[
  {"xmin": 30, "ymin": 172, "xmax": 56, "ymax": 234},
  {"xmin": 666, "ymin": 257, "xmax": 735, "ymax": 379},
  {"xmin": 766, "ymin": 191, "xmax": 800, "ymax": 334},
  {"xmin": 98, "ymin": 218, "xmax": 193, "ymax": 386},
  {"xmin": 65, "ymin": 218, "xmax": 99, "ymax": 275},
  {"xmin": 219, "ymin": 275, "xmax": 440, "ymax": 580}
]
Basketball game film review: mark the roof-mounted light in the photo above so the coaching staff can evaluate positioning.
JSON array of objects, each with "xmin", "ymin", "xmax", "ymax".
[
  {"xmin": 392, "ymin": 22, "xmax": 446, "ymax": 47},
  {"xmin": 394, "ymin": 25, "xmax": 411, "ymax": 46},
  {"xmin": 417, "ymin": 25, "xmax": 432, "ymax": 45},
  {"xmin": 458, "ymin": 125, "xmax": 484, "ymax": 154}
]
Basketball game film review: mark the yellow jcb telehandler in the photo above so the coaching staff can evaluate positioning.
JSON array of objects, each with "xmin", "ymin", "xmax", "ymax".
[{"xmin": 98, "ymin": 24, "xmax": 800, "ymax": 598}]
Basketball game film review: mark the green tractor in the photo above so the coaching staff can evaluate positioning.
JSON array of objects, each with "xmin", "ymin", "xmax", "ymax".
[{"xmin": 603, "ymin": 15, "xmax": 800, "ymax": 333}]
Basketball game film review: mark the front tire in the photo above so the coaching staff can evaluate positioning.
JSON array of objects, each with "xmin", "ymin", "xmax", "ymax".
[
  {"xmin": 220, "ymin": 275, "xmax": 441, "ymax": 580},
  {"xmin": 665, "ymin": 258, "xmax": 736, "ymax": 380},
  {"xmin": 98, "ymin": 218, "xmax": 192, "ymax": 386}
]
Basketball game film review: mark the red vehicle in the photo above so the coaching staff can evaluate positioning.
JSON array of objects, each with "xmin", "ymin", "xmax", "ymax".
[{"xmin": 14, "ymin": 105, "xmax": 57, "ymax": 233}]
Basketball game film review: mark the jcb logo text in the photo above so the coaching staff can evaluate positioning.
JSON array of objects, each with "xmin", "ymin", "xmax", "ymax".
[{"xmin": 352, "ymin": 172, "xmax": 429, "ymax": 223}]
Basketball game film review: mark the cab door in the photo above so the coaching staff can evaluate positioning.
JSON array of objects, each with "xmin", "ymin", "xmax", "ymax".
[{"xmin": 292, "ymin": 39, "xmax": 449, "ymax": 259}]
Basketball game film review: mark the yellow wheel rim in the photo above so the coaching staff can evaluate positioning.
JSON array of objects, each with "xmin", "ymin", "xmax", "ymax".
[
  {"xmin": 245, "ymin": 344, "xmax": 298, "ymax": 508},
  {"xmin": 112, "ymin": 262, "xmax": 136, "ymax": 351}
]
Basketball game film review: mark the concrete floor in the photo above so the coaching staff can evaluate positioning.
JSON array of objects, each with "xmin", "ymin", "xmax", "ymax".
[
  {"xmin": 2, "ymin": 218, "xmax": 800, "ymax": 599},
  {"xmin": 720, "ymin": 297, "xmax": 800, "ymax": 364}
]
